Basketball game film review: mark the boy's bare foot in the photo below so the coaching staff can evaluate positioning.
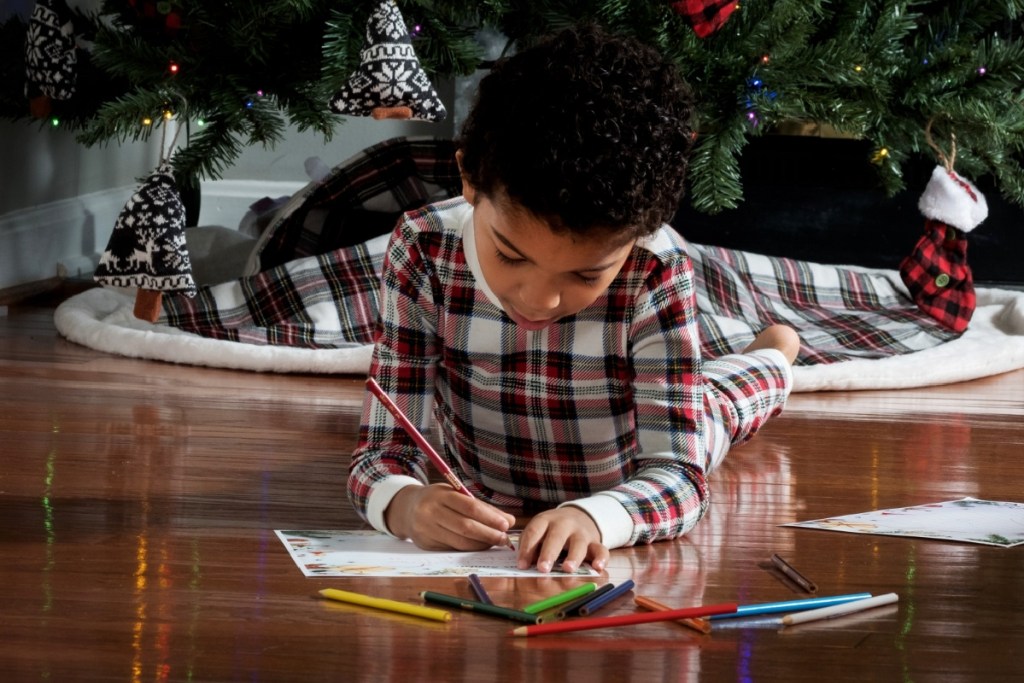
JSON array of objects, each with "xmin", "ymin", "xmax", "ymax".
[{"xmin": 744, "ymin": 324, "xmax": 800, "ymax": 364}]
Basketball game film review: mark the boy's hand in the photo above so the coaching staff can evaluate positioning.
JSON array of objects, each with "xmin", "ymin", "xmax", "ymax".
[
  {"xmin": 385, "ymin": 483, "xmax": 516, "ymax": 551},
  {"xmin": 516, "ymin": 507, "xmax": 609, "ymax": 574}
]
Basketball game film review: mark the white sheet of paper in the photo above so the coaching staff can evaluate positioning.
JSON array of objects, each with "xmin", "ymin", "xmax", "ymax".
[
  {"xmin": 275, "ymin": 530, "xmax": 599, "ymax": 577},
  {"xmin": 783, "ymin": 497, "xmax": 1024, "ymax": 547}
]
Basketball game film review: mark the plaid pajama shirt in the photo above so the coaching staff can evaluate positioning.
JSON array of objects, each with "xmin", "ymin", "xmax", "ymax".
[{"xmin": 347, "ymin": 198, "xmax": 791, "ymax": 548}]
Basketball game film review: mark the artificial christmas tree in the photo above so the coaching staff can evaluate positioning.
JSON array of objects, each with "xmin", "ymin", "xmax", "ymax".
[{"xmin": 1, "ymin": 1, "xmax": 1021, "ymax": 215}]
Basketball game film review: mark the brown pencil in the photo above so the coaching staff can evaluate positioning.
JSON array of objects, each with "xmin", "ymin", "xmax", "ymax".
[{"xmin": 770, "ymin": 553, "xmax": 818, "ymax": 593}]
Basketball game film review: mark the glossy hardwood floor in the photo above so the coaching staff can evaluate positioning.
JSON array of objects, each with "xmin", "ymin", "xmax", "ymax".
[{"xmin": 1, "ymin": 290, "xmax": 1022, "ymax": 682}]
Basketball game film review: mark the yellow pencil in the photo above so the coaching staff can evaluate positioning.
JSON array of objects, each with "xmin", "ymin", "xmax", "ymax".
[{"xmin": 319, "ymin": 588, "xmax": 452, "ymax": 623}]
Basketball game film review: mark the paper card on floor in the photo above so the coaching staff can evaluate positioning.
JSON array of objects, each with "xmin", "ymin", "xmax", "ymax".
[
  {"xmin": 275, "ymin": 529, "xmax": 599, "ymax": 577},
  {"xmin": 783, "ymin": 497, "xmax": 1024, "ymax": 547}
]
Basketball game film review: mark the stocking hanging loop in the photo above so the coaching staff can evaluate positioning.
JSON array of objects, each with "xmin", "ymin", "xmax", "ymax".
[
  {"xmin": 924, "ymin": 115, "xmax": 957, "ymax": 173},
  {"xmin": 158, "ymin": 91, "xmax": 188, "ymax": 165}
]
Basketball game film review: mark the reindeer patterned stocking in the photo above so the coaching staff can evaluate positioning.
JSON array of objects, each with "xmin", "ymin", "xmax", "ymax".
[{"xmin": 94, "ymin": 163, "xmax": 196, "ymax": 321}]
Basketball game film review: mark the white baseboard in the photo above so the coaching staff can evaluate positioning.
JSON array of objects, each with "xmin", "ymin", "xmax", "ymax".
[
  {"xmin": 0, "ymin": 187, "xmax": 130, "ymax": 291},
  {"xmin": 0, "ymin": 179, "xmax": 303, "ymax": 291}
]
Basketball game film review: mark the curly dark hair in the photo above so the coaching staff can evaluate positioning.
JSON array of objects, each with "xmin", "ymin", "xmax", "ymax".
[{"xmin": 457, "ymin": 23, "xmax": 696, "ymax": 240}]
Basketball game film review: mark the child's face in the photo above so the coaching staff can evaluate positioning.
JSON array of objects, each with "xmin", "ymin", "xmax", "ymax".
[{"xmin": 468, "ymin": 189, "xmax": 635, "ymax": 331}]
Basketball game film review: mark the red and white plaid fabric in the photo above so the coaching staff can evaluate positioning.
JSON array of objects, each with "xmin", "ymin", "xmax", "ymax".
[
  {"xmin": 899, "ymin": 220, "xmax": 975, "ymax": 333},
  {"xmin": 251, "ymin": 136, "xmax": 460, "ymax": 271},
  {"xmin": 671, "ymin": 0, "xmax": 739, "ymax": 38}
]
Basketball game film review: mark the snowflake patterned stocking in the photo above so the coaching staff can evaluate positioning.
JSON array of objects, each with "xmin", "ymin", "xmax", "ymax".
[
  {"xmin": 24, "ymin": 0, "xmax": 78, "ymax": 118},
  {"xmin": 94, "ymin": 163, "xmax": 197, "ymax": 322},
  {"xmin": 329, "ymin": 0, "xmax": 446, "ymax": 122}
]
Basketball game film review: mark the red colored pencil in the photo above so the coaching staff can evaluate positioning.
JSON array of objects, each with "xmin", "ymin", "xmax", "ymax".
[
  {"xmin": 366, "ymin": 377, "xmax": 515, "ymax": 551},
  {"xmin": 510, "ymin": 602, "xmax": 738, "ymax": 637},
  {"xmin": 367, "ymin": 377, "xmax": 471, "ymax": 495}
]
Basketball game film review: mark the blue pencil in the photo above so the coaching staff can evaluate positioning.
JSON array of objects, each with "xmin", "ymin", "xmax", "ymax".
[
  {"xmin": 467, "ymin": 573, "xmax": 493, "ymax": 605},
  {"xmin": 709, "ymin": 592, "xmax": 873, "ymax": 620},
  {"xmin": 578, "ymin": 579, "xmax": 636, "ymax": 616},
  {"xmin": 557, "ymin": 582, "xmax": 616, "ymax": 618}
]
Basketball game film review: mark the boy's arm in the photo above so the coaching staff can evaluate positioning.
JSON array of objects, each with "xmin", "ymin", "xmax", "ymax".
[
  {"xmin": 562, "ymin": 253, "xmax": 713, "ymax": 547},
  {"xmin": 566, "ymin": 253, "xmax": 791, "ymax": 547},
  {"xmin": 347, "ymin": 223, "xmax": 439, "ymax": 532}
]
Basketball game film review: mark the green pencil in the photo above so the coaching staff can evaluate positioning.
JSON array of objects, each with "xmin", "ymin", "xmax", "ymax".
[
  {"xmin": 522, "ymin": 582, "xmax": 598, "ymax": 614},
  {"xmin": 420, "ymin": 591, "xmax": 543, "ymax": 624}
]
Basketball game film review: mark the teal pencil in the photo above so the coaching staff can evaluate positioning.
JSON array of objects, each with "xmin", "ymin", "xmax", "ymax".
[
  {"xmin": 523, "ymin": 582, "xmax": 598, "ymax": 614},
  {"xmin": 420, "ymin": 591, "xmax": 543, "ymax": 624},
  {"xmin": 710, "ymin": 592, "xmax": 873, "ymax": 620}
]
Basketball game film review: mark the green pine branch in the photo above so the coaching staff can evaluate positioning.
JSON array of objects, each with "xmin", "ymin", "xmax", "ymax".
[{"xmin": 1, "ymin": 0, "xmax": 1022, "ymax": 210}]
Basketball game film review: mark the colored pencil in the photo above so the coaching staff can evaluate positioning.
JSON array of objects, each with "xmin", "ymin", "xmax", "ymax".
[
  {"xmin": 319, "ymin": 588, "xmax": 451, "ymax": 623},
  {"xmin": 781, "ymin": 593, "xmax": 898, "ymax": 626},
  {"xmin": 770, "ymin": 553, "xmax": 818, "ymax": 593},
  {"xmin": 557, "ymin": 583, "xmax": 616, "ymax": 618},
  {"xmin": 420, "ymin": 591, "xmax": 543, "ymax": 624},
  {"xmin": 523, "ymin": 582, "xmax": 597, "ymax": 614},
  {"xmin": 510, "ymin": 601, "xmax": 738, "ymax": 637},
  {"xmin": 366, "ymin": 377, "xmax": 515, "ymax": 551},
  {"xmin": 467, "ymin": 573, "xmax": 493, "ymax": 605},
  {"xmin": 577, "ymin": 579, "xmax": 635, "ymax": 616},
  {"xmin": 709, "ymin": 592, "xmax": 873, "ymax": 620},
  {"xmin": 633, "ymin": 595, "xmax": 711, "ymax": 634},
  {"xmin": 712, "ymin": 593, "xmax": 900, "ymax": 630}
]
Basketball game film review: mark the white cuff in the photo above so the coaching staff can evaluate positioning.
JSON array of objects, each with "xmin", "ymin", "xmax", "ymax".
[
  {"xmin": 365, "ymin": 476, "xmax": 423, "ymax": 536},
  {"xmin": 744, "ymin": 347, "xmax": 794, "ymax": 394},
  {"xmin": 918, "ymin": 165, "xmax": 988, "ymax": 233},
  {"xmin": 561, "ymin": 494, "xmax": 634, "ymax": 549}
]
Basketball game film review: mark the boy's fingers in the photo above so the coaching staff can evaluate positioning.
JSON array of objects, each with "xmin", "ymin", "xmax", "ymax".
[
  {"xmin": 588, "ymin": 543, "xmax": 610, "ymax": 573},
  {"xmin": 514, "ymin": 522, "xmax": 546, "ymax": 570},
  {"xmin": 559, "ymin": 538, "xmax": 589, "ymax": 574},
  {"xmin": 536, "ymin": 529, "xmax": 573, "ymax": 573},
  {"xmin": 439, "ymin": 495, "xmax": 517, "ymax": 547}
]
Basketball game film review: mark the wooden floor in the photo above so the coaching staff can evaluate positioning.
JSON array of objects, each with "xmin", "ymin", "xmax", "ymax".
[{"xmin": 2, "ymin": 292, "xmax": 1023, "ymax": 682}]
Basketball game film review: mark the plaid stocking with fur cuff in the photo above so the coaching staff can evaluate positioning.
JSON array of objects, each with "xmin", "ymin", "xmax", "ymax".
[{"xmin": 899, "ymin": 166, "xmax": 988, "ymax": 333}]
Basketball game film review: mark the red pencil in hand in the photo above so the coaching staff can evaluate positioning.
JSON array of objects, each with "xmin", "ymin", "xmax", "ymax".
[{"xmin": 366, "ymin": 377, "xmax": 516, "ymax": 551}]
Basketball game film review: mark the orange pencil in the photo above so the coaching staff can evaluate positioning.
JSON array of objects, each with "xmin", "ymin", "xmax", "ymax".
[
  {"xmin": 366, "ymin": 377, "xmax": 515, "ymax": 551},
  {"xmin": 634, "ymin": 595, "xmax": 712, "ymax": 634},
  {"xmin": 510, "ymin": 601, "xmax": 737, "ymax": 637}
]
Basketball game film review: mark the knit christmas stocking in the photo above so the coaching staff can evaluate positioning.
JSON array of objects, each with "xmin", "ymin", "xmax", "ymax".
[
  {"xmin": 329, "ymin": 0, "xmax": 446, "ymax": 122},
  {"xmin": 24, "ymin": 0, "xmax": 78, "ymax": 118},
  {"xmin": 899, "ymin": 166, "xmax": 988, "ymax": 333}
]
